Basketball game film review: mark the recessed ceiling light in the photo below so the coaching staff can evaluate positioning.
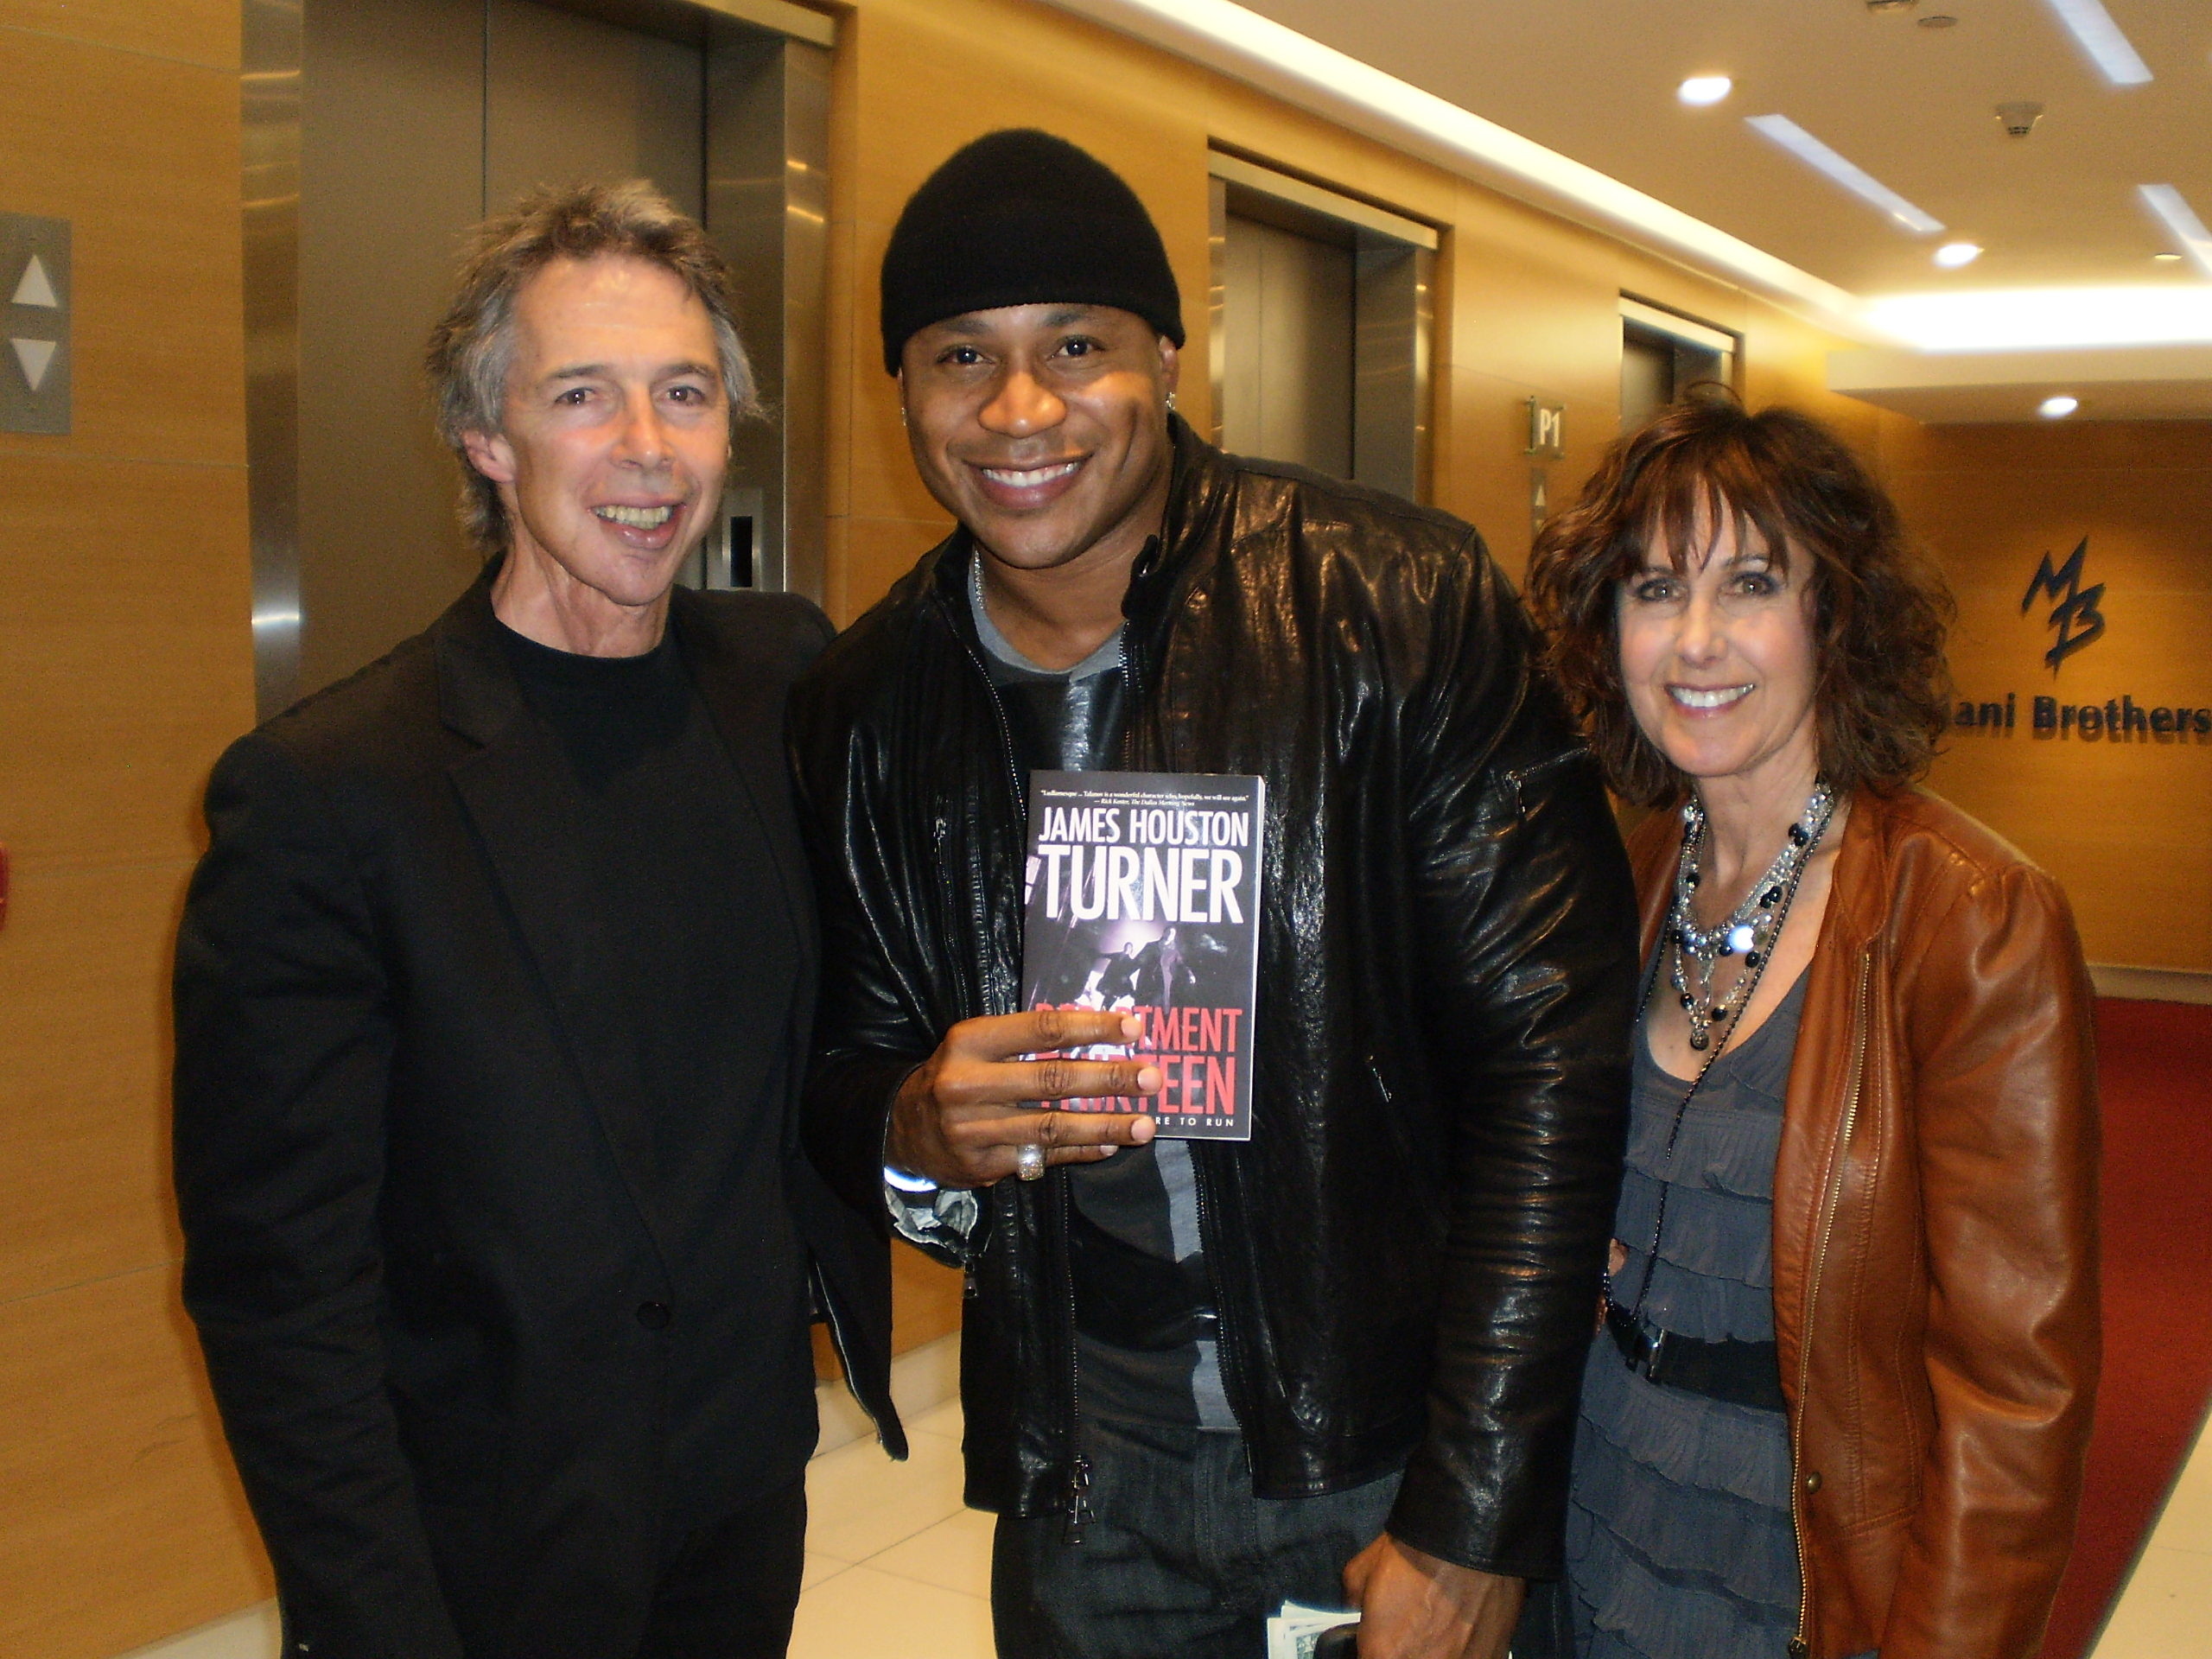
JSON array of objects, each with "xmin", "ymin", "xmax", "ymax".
[
  {"xmin": 1678, "ymin": 75, "xmax": 1733, "ymax": 105},
  {"xmin": 2039, "ymin": 396, "xmax": 2080, "ymax": 417},
  {"xmin": 2139, "ymin": 184, "xmax": 2212, "ymax": 279},
  {"xmin": 1934, "ymin": 241, "xmax": 1982, "ymax": 267},
  {"xmin": 2038, "ymin": 0, "xmax": 2152, "ymax": 86},
  {"xmin": 1919, "ymin": 13, "xmax": 1959, "ymax": 26},
  {"xmin": 1745, "ymin": 115, "xmax": 1945, "ymax": 235}
]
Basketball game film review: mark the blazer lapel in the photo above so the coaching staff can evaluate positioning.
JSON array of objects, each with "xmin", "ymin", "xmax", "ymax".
[
  {"xmin": 672, "ymin": 593, "xmax": 814, "ymax": 949},
  {"xmin": 433, "ymin": 585, "xmax": 676, "ymax": 1272},
  {"xmin": 671, "ymin": 589, "xmax": 820, "ymax": 1158}
]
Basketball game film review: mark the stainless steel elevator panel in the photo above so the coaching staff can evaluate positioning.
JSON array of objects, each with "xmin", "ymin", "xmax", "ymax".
[
  {"xmin": 706, "ymin": 33, "xmax": 831, "ymax": 603},
  {"xmin": 1353, "ymin": 237, "xmax": 1433, "ymax": 505},
  {"xmin": 486, "ymin": 0, "xmax": 703, "ymax": 216},
  {"xmin": 1220, "ymin": 213, "xmax": 1354, "ymax": 480},
  {"xmin": 251, "ymin": 0, "xmax": 831, "ymax": 713},
  {"xmin": 297, "ymin": 0, "xmax": 486, "ymax": 703},
  {"xmin": 245, "ymin": 0, "xmax": 304, "ymax": 717},
  {"xmin": 1619, "ymin": 328, "xmax": 1675, "ymax": 434}
]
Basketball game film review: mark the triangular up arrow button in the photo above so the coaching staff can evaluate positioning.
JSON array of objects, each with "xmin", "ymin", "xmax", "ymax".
[
  {"xmin": 11, "ymin": 338, "xmax": 58, "ymax": 392},
  {"xmin": 12, "ymin": 256, "xmax": 60, "ymax": 309}
]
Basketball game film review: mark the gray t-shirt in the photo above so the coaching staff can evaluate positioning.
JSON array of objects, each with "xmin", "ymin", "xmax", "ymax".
[{"xmin": 969, "ymin": 563, "xmax": 1237, "ymax": 1433}]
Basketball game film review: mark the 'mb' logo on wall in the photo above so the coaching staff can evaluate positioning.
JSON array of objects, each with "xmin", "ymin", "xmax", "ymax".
[{"xmin": 2020, "ymin": 537, "xmax": 2105, "ymax": 672}]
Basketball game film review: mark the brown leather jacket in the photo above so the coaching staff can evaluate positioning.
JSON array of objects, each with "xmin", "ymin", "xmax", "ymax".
[{"xmin": 1627, "ymin": 785, "xmax": 2100, "ymax": 1659}]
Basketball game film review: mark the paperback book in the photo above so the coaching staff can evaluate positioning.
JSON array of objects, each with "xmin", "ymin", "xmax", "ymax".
[{"xmin": 1020, "ymin": 770, "xmax": 1264, "ymax": 1141}]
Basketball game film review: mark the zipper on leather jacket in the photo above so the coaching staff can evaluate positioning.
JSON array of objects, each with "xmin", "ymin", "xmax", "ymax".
[
  {"xmin": 1053, "ymin": 652, "xmax": 1153, "ymax": 1547},
  {"xmin": 1789, "ymin": 951, "xmax": 1872, "ymax": 1659},
  {"xmin": 936, "ymin": 582, "xmax": 1028, "ymax": 880},
  {"xmin": 1056, "ymin": 1167, "xmax": 1094, "ymax": 1542},
  {"xmin": 939, "ymin": 574, "xmax": 1096, "ymax": 1540},
  {"xmin": 812, "ymin": 1259, "xmax": 894, "ymax": 1450},
  {"xmin": 1115, "ymin": 616, "xmax": 1257, "ymax": 1444}
]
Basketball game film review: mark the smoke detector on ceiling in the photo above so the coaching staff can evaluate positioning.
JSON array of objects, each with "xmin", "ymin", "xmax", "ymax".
[{"xmin": 1994, "ymin": 101, "xmax": 2045, "ymax": 138}]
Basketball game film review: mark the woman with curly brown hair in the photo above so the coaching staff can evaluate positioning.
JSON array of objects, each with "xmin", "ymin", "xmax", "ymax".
[{"xmin": 1517, "ymin": 397, "xmax": 2100, "ymax": 1659}]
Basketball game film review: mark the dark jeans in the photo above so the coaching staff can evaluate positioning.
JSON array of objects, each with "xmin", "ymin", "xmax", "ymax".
[
  {"xmin": 636, "ymin": 1475, "xmax": 807, "ymax": 1659},
  {"xmin": 991, "ymin": 1418, "xmax": 1400, "ymax": 1659}
]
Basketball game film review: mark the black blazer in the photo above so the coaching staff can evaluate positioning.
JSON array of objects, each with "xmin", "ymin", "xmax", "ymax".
[{"xmin": 174, "ymin": 573, "xmax": 900, "ymax": 1659}]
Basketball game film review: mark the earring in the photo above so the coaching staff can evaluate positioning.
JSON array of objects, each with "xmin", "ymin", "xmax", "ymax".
[{"xmin": 1165, "ymin": 391, "xmax": 1178, "ymax": 413}]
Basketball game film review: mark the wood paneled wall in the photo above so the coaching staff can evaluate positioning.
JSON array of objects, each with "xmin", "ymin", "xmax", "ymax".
[
  {"xmin": 0, "ymin": 4, "xmax": 270, "ymax": 1656},
  {"xmin": 1892, "ymin": 421, "xmax": 2212, "ymax": 974}
]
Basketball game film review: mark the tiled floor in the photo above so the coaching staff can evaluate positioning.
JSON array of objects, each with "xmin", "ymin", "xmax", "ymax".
[
  {"xmin": 2089, "ymin": 1402, "xmax": 2212, "ymax": 1658},
  {"xmin": 790, "ymin": 1396, "xmax": 995, "ymax": 1659},
  {"xmin": 121, "ymin": 1389, "xmax": 2212, "ymax": 1659}
]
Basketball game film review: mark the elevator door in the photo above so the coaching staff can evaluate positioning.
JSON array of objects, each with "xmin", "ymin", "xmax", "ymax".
[
  {"xmin": 1618, "ymin": 304, "xmax": 1735, "ymax": 434},
  {"xmin": 273, "ymin": 0, "xmax": 823, "ymax": 709},
  {"xmin": 1219, "ymin": 213, "xmax": 1355, "ymax": 479},
  {"xmin": 1207, "ymin": 158, "xmax": 1434, "ymax": 501}
]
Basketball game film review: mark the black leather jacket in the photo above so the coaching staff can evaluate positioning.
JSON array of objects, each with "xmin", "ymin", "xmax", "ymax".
[{"xmin": 789, "ymin": 423, "xmax": 1637, "ymax": 1575}]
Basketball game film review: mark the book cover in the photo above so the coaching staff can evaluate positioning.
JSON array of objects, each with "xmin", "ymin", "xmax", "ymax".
[{"xmin": 1020, "ymin": 770, "xmax": 1265, "ymax": 1141}]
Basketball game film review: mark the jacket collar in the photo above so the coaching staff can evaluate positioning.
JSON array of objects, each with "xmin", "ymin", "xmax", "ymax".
[
  {"xmin": 431, "ymin": 556, "xmax": 525, "ymax": 747},
  {"xmin": 664, "ymin": 582, "xmax": 820, "ymax": 1001},
  {"xmin": 1128, "ymin": 415, "xmax": 1233, "ymax": 631},
  {"xmin": 430, "ymin": 555, "xmax": 743, "ymax": 744},
  {"xmin": 1808, "ymin": 788, "xmax": 1895, "ymax": 958}
]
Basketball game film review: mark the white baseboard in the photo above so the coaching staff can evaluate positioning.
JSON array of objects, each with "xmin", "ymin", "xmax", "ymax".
[
  {"xmin": 113, "ymin": 1602, "xmax": 278, "ymax": 1659},
  {"xmin": 2090, "ymin": 963, "xmax": 2212, "ymax": 1005}
]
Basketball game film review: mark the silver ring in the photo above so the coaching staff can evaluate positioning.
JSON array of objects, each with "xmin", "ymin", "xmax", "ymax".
[{"xmin": 1015, "ymin": 1143, "xmax": 1046, "ymax": 1182}]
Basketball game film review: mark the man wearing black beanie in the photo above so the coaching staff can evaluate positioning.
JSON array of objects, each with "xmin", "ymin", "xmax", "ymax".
[{"xmin": 791, "ymin": 130, "xmax": 1635, "ymax": 1659}]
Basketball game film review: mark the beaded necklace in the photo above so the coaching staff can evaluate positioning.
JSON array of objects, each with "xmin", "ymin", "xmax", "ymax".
[{"xmin": 1667, "ymin": 782, "xmax": 1836, "ymax": 1052}]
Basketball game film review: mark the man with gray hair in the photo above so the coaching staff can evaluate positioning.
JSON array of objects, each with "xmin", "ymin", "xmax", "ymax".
[{"xmin": 174, "ymin": 181, "xmax": 898, "ymax": 1659}]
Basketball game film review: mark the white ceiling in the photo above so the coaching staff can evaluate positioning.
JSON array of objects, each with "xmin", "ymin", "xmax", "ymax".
[
  {"xmin": 1047, "ymin": 0, "xmax": 2212, "ymax": 416},
  {"xmin": 1229, "ymin": 0, "xmax": 2211, "ymax": 298}
]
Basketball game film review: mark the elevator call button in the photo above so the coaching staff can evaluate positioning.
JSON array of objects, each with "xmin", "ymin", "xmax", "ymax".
[{"xmin": 2, "ymin": 213, "xmax": 70, "ymax": 435}]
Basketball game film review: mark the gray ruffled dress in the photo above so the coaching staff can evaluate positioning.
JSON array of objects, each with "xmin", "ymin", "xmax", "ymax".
[{"xmin": 1563, "ymin": 968, "xmax": 1812, "ymax": 1659}]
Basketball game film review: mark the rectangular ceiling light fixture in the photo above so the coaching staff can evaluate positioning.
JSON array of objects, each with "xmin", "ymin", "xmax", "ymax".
[
  {"xmin": 2139, "ymin": 184, "xmax": 2212, "ymax": 278},
  {"xmin": 1863, "ymin": 285, "xmax": 2212, "ymax": 350},
  {"xmin": 2040, "ymin": 0, "xmax": 2153, "ymax": 86},
  {"xmin": 1745, "ymin": 115, "xmax": 1944, "ymax": 235}
]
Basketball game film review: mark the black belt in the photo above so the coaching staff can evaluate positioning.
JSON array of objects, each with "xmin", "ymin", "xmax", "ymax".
[{"xmin": 1606, "ymin": 1300, "xmax": 1786, "ymax": 1413}]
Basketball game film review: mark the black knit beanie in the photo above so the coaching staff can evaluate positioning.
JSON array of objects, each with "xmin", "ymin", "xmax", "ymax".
[{"xmin": 880, "ymin": 130, "xmax": 1185, "ymax": 374}]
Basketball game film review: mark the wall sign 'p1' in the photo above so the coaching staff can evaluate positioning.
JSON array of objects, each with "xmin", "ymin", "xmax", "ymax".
[{"xmin": 1525, "ymin": 397, "xmax": 1565, "ymax": 461}]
